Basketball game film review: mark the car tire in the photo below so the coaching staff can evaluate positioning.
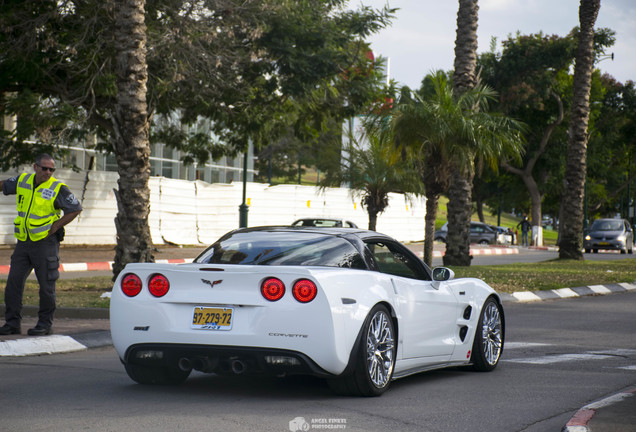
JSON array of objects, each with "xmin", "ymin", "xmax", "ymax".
[
  {"xmin": 328, "ymin": 305, "xmax": 396, "ymax": 397},
  {"xmin": 125, "ymin": 363, "xmax": 191, "ymax": 385},
  {"xmin": 478, "ymin": 239, "xmax": 490, "ymax": 245},
  {"xmin": 435, "ymin": 237, "xmax": 445, "ymax": 243},
  {"xmin": 470, "ymin": 297, "xmax": 504, "ymax": 372}
]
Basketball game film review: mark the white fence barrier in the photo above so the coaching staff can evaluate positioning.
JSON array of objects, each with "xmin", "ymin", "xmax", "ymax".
[{"xmin": 1, "ymin": 168, "xmax": 426, "ymax": 245}]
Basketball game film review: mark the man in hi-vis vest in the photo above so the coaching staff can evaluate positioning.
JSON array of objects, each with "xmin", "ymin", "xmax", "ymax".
[{"xmin": 0, "ymin": 154, "xmax": 82, "ymax": 336}]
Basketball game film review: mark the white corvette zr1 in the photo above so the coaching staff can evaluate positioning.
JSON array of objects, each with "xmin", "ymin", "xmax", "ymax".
[{"xmin": 110, "ymin": 227, "xmax": 505, "ymax": 396}]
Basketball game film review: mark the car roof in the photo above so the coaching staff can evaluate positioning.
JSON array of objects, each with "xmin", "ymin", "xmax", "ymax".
[{"xmin": 226, "ymin": 225, "xmax": 387, "ymax": 241}]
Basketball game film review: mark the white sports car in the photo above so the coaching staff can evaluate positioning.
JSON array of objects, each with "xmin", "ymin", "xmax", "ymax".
[{"xmin": 110, "ymin": 227, "xmax": 504, "ymax": 396}]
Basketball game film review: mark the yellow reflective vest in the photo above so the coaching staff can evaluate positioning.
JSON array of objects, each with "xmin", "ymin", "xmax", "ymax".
[{"xmin": 14, "ymin": 173, "xmax": 65, "ymax": 241}]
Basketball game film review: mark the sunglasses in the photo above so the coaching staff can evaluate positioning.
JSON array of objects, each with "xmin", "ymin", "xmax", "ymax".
[{"xmin": 37, "ymin": 164, "xmax": 56, "ymax": 173}]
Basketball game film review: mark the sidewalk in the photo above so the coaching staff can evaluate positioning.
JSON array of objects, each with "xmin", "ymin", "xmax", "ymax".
[{"xmin": 0, "ymin": 307, "xmax": 110, "ymax": 357}]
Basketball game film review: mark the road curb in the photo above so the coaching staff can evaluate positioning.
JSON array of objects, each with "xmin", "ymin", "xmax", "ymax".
[
  {"xmin": 499, "ymin": 282, "xmax": 636, "ymax": 303},
  {"xmin": 562, "ymin": 387, "xmax": 636, "ymax": 432}
]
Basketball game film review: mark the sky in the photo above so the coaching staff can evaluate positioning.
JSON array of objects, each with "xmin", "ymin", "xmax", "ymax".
[{"xmin": 358, "ymin": 0, "xmax": 636, "ymax": 89}]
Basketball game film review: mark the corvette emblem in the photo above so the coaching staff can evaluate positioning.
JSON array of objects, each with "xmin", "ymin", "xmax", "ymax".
[{"xmin": 202, "ymin": 278, "xmax": 223, "ymax": 288}]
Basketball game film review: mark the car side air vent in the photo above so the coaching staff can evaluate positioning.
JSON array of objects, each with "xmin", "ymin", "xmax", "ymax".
[
  {"xmin": 463, "ymin": 306, "xmax": 472, "ymax": 320},
  {"xmin": 199, "ymin": 267, "xmax": 225, "ymax": 271},
  {"xmin": 459, "ymin": 326, "xmax": 468, "ymax": 342}
]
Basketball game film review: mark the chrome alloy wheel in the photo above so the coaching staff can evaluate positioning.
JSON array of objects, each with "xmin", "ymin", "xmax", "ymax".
[
  {"xmin": 481, "ymin": 301, "xmax": 503, "ymax": 366},
  {"xmin": 366, "ymin": 310, "xmax": 395, "ymax": 388}
]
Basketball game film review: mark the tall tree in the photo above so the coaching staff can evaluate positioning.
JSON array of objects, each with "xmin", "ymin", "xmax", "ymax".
[
  {"xmin": 393, "ymin": 71, "xmax": 524, "ymax": 266},
  {"xmin": 559, "ymin": 0, "xmax": 601, "ymax": 260},
  {"xmin": 478, "ymin": 30, "xmax": 614, "ymax": 242},
  {"xmin": 479, "ymin": 34, "xmax": 572, "ymax": 242},
  {"xmin": 112, "ymin": 0, "xmax": 153, "ymax": 275},
  {"xmin": 445, "ymin": 0, "xmax": 479, "ymax": 266}
]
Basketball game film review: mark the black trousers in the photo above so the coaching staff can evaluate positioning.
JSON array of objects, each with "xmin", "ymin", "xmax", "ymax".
[{"xmin": 4, "ymin": 237, "xmax": 60, "ymax": 329}]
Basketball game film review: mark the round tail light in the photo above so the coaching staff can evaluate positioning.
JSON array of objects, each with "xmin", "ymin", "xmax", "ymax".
[
  {"xmin": 261, "ymin": 277, "xmax": 285, "ymax": 301},
  {"xmin": 148, "ymin": 274, "xmax": 170, "ymax": 297},
  {"xmin": 292, "ymin": 279, "xmax": 317, "ymax": 303},
  {"xmin": 121, "ymin": 273, "xmax": 142, "ymax": 297}
]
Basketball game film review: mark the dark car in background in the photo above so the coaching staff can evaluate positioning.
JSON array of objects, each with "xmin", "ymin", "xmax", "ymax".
[
  {"xmin": 434, "ymin": 221, "xmax": 497, "ymax": 245},
  {"xmin": 584, "ymin": 218, "xmax": 634, "ymax": 254}
]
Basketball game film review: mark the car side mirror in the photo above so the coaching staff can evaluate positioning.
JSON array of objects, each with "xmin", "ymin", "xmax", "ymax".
[
  {"xmin": 432, "ymin": 267, "xmax": 455, "ymax": 282},
  {"xmin": 432, "ymin": 267, "xmax": 454, "ymax": 289}
]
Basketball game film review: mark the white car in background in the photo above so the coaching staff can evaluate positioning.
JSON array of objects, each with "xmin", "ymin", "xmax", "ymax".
[
  {"xmin": 291, "ymin": 217, "xmax": 359, "ymax": 228},
  {"xmin": 110, "ymin": 226, "xmax": 504, "ymax": 396}
]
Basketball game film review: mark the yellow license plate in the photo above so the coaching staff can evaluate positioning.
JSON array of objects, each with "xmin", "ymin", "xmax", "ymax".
[
  {"xmin": 191, "ymin": 306, "xmax": 233, "ymax": 330},
  {"xmin": 598, "ymin": 241, "xmax": 610, "ymax": 245}
]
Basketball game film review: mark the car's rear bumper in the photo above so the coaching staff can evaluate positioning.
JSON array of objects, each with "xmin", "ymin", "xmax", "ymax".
[{"xmin": 123, "ymin": 343, "xmax": 333, "ymax": 377}]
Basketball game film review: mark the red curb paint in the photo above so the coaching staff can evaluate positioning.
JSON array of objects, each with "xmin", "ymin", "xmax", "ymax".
[
  {"xmin": 166, "ymin": 259, "xmax": 188, "ymax": 264},
  {"xmin": 566, "ymin": 408, "xmax": 595, "ymax": 427},
  {"xmin": 86, "ymin": 262, "xmax": 113, "ymax": 271}
]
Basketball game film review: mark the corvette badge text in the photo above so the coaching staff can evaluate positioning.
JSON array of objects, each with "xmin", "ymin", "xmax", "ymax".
[
  {"xmin": 289, "ymin": 417, "xmax": 347, "ymax": 431},
  {"xmin": 269, "ymin": 332, "xmax": 308, "ymax": 338}
]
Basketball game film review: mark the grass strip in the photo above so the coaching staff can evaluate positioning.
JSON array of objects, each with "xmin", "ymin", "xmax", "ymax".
[
  {"xmin": 2, "ymin": 258, "xmax": 635, "ymax": 308},
  {"xmin": 451, "ymin": 258, "xmax": 636, "ymax": 293}
]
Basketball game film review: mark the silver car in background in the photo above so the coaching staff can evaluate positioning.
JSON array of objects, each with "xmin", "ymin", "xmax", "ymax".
[{"xmin": 584, "ymin": 218, "xmax": 634, "ymax": 254}]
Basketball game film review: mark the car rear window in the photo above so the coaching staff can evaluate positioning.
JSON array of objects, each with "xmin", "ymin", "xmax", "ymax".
[{"xmin": 195, "ymin": 232, "xmax": 366, "ymax": 269}]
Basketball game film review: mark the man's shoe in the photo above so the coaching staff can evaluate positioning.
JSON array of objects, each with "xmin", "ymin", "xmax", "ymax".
[
  {"xmin": 27, "ymin": 326, "xmax": 52, "ymax": 336},
  {"xmin": 0, "ymin": 324, "xmax": 21, "ymax": 335}
]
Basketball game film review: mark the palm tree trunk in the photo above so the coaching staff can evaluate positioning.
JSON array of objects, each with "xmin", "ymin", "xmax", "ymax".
[
  {"xmin": 559, "ymin": 0, "xmax": 600, "ymax": 260},
  {"xmin": 423, "ymin": 193, "xmax": 439, "ymax": 267},
  {"xmin": 112, "ymin": 0, "xmax": 154, "ymax": 278},
  {"xmin": 443, "ymin": 168, "xmax": 474, "ymax": 266},
  {"xmin": 452, "ymin": 0, "xmax": 478, "ymax": 93},
  {"xmin": 445, "ymin": 0, "xmax": 479, "ymax": 266},
  {"xmin": 368, "ymin": 210, "xmax": 378, "ymax": 232}
]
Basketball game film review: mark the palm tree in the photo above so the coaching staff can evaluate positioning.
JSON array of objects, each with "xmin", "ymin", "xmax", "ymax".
[
  {"xmin": 446, "ymin": 0, "xmax": 480, "ymax": 266},
  {"xmin": 112, "ymin": 0, "xmax": 154, "ymax": 277},
  {"xmin": 559, "ymin": 0, "xmax": 601, "ymax": 260},
  {"xmin": 321, "ymin": 119, "xmax": 423, "ymax": 231},
  {"xmin": 393, "ymin": 71, "xmax": 525, "ymax": 266}
]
